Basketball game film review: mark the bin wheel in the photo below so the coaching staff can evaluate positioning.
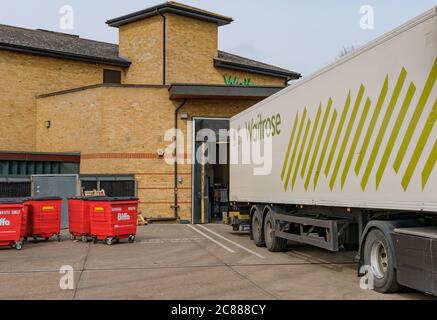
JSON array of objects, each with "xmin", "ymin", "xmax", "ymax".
[
  {"xmin": 15, "ymin": 242, "xmax": 23, "ymax": 251},
  {"xmin": 105, "ymin": 237, "xmax": 115, "ymax": 246},
  {"xmin": 92, "ymin": 236, "xmax": 98, "ymax": 244},
  {"xmin": 128, "ymin": 235, "xmax": 136, "ymax": 243},
  {"xmin": 81, "ymin": 235, "xmax": 88, "ymax": 243}
]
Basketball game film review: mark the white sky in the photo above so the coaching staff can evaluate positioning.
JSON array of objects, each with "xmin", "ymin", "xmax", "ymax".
[{"xmin": 1, "ymin": 0, "xmax": 436, "ymax": 76}]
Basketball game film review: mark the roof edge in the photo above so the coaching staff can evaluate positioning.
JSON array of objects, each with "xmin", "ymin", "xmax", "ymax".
[
  {"xmin": 106, "ymin": 2, "xmax": 233, "ymax": 27},
  {"xmin": 0, "ymin": 43, "xmax": 131, "ymax": 67},
  {"xmin": 214, "ymin": 58, "xmax": 301, "ymax": 80},
  {"xmin": 168, "ymin": 83, "xmax": 284, "ymax": 100}
]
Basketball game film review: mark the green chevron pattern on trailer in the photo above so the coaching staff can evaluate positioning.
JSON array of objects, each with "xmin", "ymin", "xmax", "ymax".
[
  {"xmin": 281, "ymin": 57, "xmax": 437, "ymax": 193},
  {"xmin": 305, "ymin": 99, "xmax": 332, "ymax": 191}
]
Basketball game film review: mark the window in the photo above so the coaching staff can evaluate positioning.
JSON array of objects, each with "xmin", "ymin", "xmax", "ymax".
[{"xmin": 103, "ymin": 69, "xmax": 122, "ymax": 84}]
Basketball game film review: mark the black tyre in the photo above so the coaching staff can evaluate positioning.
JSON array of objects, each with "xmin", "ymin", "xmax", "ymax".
[
  {"xmin": 363, "ymin": 229, "xmax": 402, "ymax": 293},
  {"xmin": 251, "ymin": 208, "xmax": 265, "ymax": 247},
  {"xmin": 81, "ymin": 235, "xmax": 88, "ymax": 243},
  {"xmin": 128, "ymin": 235, "xmax": 135, "ymax": 243},
  {"xmin": 264, "ymin": 211, "xmax": 288, "ymax": 252}
]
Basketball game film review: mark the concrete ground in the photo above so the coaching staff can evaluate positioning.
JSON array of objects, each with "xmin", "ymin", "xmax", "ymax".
[{"xmin": 0, "ymin": 223, "xmax": 434, "ymax": 300}]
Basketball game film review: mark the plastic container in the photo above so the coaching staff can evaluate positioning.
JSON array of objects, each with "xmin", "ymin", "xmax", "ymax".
[
  {"xmin": 27, "ymin": 197, "xmax": 62, "ymax": 242},
  {"xmin": 87, "ymin": 197, "xmax": 139, "ymax": 245},
  {"xmin": 0, "ymin": 198, "xmax": 28, "ymax": 250},
  {"xmin": 68, "ymin": 197, "xmax": 91, "ymax": 242}
]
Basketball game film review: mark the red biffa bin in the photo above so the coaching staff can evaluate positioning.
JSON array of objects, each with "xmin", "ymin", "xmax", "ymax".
[
  {"xmin": 88, "ymin": 197, "xmax": 139, "ymax": 245},
  {"xmin": 0, "ymin": 198, "xmax": 29, "ymax": 250},
  {"xmin": 27, "ymin": 197, "xmax": 63, "ymax": 242},
  {"xmin": 68, "ymin": 197, "xmax": 91, "ymax": 242}
]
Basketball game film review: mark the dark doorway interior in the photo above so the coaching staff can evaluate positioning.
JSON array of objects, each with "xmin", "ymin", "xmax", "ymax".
[{"xmin": 192, "ymin": 118, "xmax": 230, "ymax": 224}]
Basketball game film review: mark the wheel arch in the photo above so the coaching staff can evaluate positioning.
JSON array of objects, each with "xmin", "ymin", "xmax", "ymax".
[{"xmin": 358, "ymin": 219, "xmax": 425, "ymax": 273}]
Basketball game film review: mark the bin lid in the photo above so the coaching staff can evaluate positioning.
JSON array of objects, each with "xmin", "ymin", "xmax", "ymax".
[
  {"xmin": 30, "ymin": 196, "xmax": 63, "ymax": 201},
  {"xmin": 0, "ymin": 197, "xmax": 28, "ymax": 204},
  {"xmin": 83, "ymin": 196, "xmax": 139, "ymax": 201}
]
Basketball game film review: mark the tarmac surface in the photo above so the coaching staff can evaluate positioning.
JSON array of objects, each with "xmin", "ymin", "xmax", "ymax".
[{"xmin": 0, "ymin": 223, "xmax": 434, "ymax": 300}]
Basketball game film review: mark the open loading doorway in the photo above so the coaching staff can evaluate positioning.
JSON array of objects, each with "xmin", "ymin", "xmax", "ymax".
[{"xmin": 192, "ymin": 118, "xmax": 229, "ymax": 224}]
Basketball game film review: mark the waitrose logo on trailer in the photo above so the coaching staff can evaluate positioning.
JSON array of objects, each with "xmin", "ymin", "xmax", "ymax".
[{"xmin": 245, "ymin": 113, "xmax": 282, "ymax": 142}]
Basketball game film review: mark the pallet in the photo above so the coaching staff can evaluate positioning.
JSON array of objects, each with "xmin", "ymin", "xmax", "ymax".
[{"xmin": 137, "ymin": 214, "xmax": 148, "ymax": 226}]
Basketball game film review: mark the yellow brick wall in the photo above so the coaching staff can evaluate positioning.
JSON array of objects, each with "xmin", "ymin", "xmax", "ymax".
[
  {"xmin": 118, "ymin": 16, "xmax": 163, "ymax": 84},
  {"xmin": 36, "ymin": 86, "xmax": 259, "ymax": 221},
  {"xmin": 4, "ymin": 11, "xmax": 289, "ymax": 222},
  {"xmin": 0, "ymin": 50, "xmax": 122, "ymax": 151},
  {"xmin": 116, "ymin": 13, "xmax": 286, "ymax": 87},
  {"xmin": 165, "ymin": 13, "xmax": 285, "ymax": 86}
]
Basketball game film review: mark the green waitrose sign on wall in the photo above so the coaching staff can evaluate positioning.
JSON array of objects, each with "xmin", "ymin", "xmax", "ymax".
[{"xmin": 223, "ymin": 74, "xmax": 254, "ymax": 86}]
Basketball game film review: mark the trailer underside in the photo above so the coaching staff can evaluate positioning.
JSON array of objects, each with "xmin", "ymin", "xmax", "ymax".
[{"xmin": 232, "ymin": 202, "xmax": 437, "ymax": 295}]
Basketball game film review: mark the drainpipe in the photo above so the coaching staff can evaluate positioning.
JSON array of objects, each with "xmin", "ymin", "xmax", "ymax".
[
  {"xmin": 172, "ymin": 99, "xmax": 188, "ymax": 220},
  {"xmin": 157, "ymin": 9, "xmax": 166, "ymax": 85}
]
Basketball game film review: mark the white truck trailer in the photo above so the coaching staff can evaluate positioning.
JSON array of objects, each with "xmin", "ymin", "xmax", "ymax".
[{"xmin": 230, "ymin": 7, "xmax": 437, "ymax": 295}]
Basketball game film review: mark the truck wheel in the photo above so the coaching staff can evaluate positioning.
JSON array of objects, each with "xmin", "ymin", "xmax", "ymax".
[
  {"xmin": 251, "ymin": 209, "xmax": 265, "ymax": 247},
  {"xmin": 363, "ymin": 229, "xmax": 402, "ymax": 293},
  {"xmin": 264, "ymin": 211, "xmax": 288, "ymax": 252}
]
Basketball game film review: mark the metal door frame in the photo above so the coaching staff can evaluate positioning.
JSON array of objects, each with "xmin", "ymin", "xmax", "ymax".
[{"xmin": 191, "ymin": 117, "xmax": 230, "ymax": 224}]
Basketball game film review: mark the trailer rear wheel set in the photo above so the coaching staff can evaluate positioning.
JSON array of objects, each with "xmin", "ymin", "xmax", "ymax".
[{"xmin": 244, "ymin": 204, "xmax": 436, "ymax": 295}]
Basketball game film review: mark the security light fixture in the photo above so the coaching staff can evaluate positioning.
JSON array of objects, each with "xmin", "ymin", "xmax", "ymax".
[{"xmin": 180, "ymin": 112, "xmax": 189, "ymax": 120}]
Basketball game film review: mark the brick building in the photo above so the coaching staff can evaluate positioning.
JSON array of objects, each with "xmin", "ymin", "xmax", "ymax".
[{"xmin": 0, "ymin": 2, "xmax": 300, "ymax": 222}]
